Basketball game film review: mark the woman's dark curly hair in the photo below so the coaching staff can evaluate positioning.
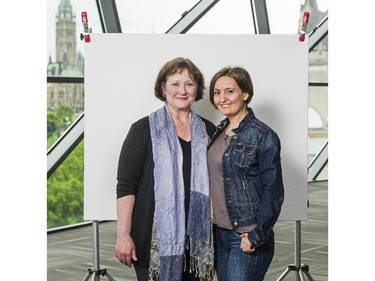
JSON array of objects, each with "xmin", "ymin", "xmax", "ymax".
[{"xmin": 154, "ymin": 57, "xmax": 205, "ymax": 102}]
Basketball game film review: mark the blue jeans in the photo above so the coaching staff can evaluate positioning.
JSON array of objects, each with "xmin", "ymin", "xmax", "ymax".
[{"xmin": 214, "ymin": 226, "xmax": 274, "ymax": 281}]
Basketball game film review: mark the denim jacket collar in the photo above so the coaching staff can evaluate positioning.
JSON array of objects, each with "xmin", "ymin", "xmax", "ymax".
[{"xmin": 216, "ymin": 107, "xmax": 256, "ymax": 135}]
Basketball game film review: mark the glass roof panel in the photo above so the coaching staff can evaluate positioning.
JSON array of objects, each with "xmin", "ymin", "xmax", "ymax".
[
  {"xmin": 266, "ymin": 0, "xmax": 301, "ymax": 34},
  {"xmin": 187, "ymin": 0, "xmax": 254, "ymax": 34},
  {"xmin": 116, "ymin": 0, "xmax": 199, "ymax": 33},
  {"xmin": 267, "ymin": 0, "xmax": 328, "ymax": 34}
]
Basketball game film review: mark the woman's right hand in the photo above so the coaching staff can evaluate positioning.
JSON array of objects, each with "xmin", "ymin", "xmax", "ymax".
[
  {"xmin": 115, "ymin": 234, "xmax": 138, "ymax": 267},
  {"xmin": 240, "ymin": 233, "xmax": 255, "ymax": 253}
]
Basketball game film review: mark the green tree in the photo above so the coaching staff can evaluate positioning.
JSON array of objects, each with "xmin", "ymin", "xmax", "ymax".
[
  {"xmin": 47, "ymin": 104, "xmax": 83, "ymax": 228},
  {"xmin": 47, "ymin": 141, "xmax": 84, "ymax": 228},
  {"xmin": 47, "ymin": 105, "xmax": 77, "ymax": 148},
  {"xmin": 56, "ymin": 104, "xmax": 75, "ymax": 127},
  {"xmin": 47, "ymin": 111, "xmax": 63, "ymax": 139}
]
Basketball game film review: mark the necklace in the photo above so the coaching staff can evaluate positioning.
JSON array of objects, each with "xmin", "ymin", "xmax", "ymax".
[
  {"xmin": 225, "ymin": 125, "xmax": 237, "ymax": 137},
  {"xmin": 224, "ymin": 133, "xmax": 232, "ymax": 141},
  {"xmin": 225, "ymin": 109, "xmax": 248, "ymax": 138},
  {"xmin": 224, "ymin": 126, "xmax": 236, "ymax": 142}
]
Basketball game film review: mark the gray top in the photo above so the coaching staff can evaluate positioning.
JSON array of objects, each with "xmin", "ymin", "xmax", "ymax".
[{"xmin": 208, "ymin": 130, "xmax": 256, "ymax": 233}]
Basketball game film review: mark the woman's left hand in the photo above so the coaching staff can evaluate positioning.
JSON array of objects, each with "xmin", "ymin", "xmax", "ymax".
[{"xmin": 240, "ymin": 233, "xmax": 255, "ymax": 253}]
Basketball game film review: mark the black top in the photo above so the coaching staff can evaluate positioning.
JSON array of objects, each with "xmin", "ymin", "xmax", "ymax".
[
  {"xmin": 116, "ymin": 114, "xmax": 216, "ymax": 268},
  {"xmin": 179, "ymin": 137, "xmax": 191, "ymax": 224}
]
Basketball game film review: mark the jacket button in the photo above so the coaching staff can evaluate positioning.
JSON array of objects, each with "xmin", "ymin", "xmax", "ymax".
[{"xmin": 234, "ymin": 221, "xmax": 238, "ymax": 226}]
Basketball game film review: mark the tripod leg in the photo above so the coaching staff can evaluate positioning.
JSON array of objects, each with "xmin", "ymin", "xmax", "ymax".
[
  {"xmin": 90, "ymin": 272, "xmax": 100, "ymax": 281},
  {"xmin": 276, "ymin": 266, "xmax": 293, "ymax": 281},
  {"xmin": 83, "ymin": 269, "xmax": 94, "ymax": 281},
  {"xmin": 303, "ymin": 271, "xmax": 314, "ymax": 281},
  {"xmin": 298, "ymin": 269, "xmax": 305, "ymax": 281},
  {"xmin": 104, "ymin": 271, "xmax": 116, "ymax": 281},
  {"xmin": 301, "ymin": 265, "xmax": 314, "ymax": 281}
]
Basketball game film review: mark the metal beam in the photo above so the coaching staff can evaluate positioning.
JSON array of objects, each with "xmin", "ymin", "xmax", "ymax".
[
  {"xmin": 250, "ymin": 0, "xmax": 270, "ymax": 34},
  {"xmin": 96, "ymin": 0, "xmax": 122, "ymax": 33},
  {"xmin": 47, "ymin": 76, "xmax": 84, "ymax": 84},
  {"xmin": 166, "ymin": 0, "xmax": 220, "ymax": 34},
  {"xmin": 308, "ymin": 141, "xmax": 328, "ymax": 182},
  {"xmin": 308, "ymin": 16, "xmax": 328, "ymax": 52},
  {"xmin": 47, "ymin": 113, "xmax": 84, "ymax": 178},
  {"xmin": 309, "ymin": 81, "xmax": 328, "ymax": 87}
]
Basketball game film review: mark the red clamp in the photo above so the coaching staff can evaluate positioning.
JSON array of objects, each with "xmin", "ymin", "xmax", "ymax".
[
  {"xmin": 80, "ymin": 11, "xmax": 92, "ymax": 43},
  {"xmin": 298, "ymin": 12, "xmax": 310, "ymax": 42}
]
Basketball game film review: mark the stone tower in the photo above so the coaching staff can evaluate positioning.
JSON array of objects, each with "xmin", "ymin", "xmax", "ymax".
[
  {"xmin": 47, "ymin": 0, "xmax": 84, "ymax": 112},
  {"xmin": 55, "ymin": 0, "xmax": 77, "ymax": 68}
]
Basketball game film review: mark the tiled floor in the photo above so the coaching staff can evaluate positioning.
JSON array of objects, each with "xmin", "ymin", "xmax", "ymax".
[{"xmin": 47, "ymin": 181, "xmax": 327, "ymax": 281}]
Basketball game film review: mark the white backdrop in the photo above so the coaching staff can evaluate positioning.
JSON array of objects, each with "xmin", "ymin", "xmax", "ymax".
[{"xmin": 84, "ymin": 34, "xmax": 308, "ymax": 221}]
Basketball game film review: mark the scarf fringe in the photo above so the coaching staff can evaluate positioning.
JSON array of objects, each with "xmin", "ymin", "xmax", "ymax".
[
  {"xmin": 148, "ymin": 216, "xmax": 160, "ymax": 281},
  {"xmin": 187, "ymin": 231, "xmax": 215, "ymax": 281},
  {"xmin": 148, "ymin": 220, "xmax": 215, "ymax": 281},
  {"xmin": 148, "ymin": 270, "xmax": 160, "ymax": 281},
  {"xmin": 189, "ymin": 257, "xmax": 215, "ymax": 281}
]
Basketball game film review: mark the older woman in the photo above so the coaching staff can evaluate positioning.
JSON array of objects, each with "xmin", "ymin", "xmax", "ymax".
[
  {"xmin": 208, "ymin": 66, "xmax": 284, "ymax": 281},
  {"xmin": 115, "ymin": 57, "xmax": 215, "ymax": 281}
]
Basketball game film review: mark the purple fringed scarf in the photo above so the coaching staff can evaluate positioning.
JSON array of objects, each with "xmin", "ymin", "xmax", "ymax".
[{"xmin": 148, "ymin": 105, "xmax": 214, "ymax": 281}]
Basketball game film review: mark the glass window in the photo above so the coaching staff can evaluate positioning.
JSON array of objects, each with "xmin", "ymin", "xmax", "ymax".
[
  {"xmin": 47, "ymin": 141, "xmax": 84, "ymax": 229},
  {"xmin": 267, "ymin": 0, "xmax": 301, "ymax": 33},
  {"xmin": 47, "ymin": 0, "xmax": 95, "ymax": 229},
  {"xmin": 188, "ymin": 0, "xmax": 254, "ymax": 34},
  {"xmin": 116, "ymin": 0, "xmax": 199, "ymax": 33},
  {"xmin": 309, "ymin": 36, "xmax": 328, "ymax": 82},
  {"xmin": 308, "ymin": 34, "xmax": 328, "ymax": 138},
  {"xmin": 47, "ymin": 83, "xmax": 84, "ymax": 149},
  {"xmin": 47, "ymin": 0, "xmax": 99, "ymax": 147},
  {"xmin": 47, "ymin": 0, "xmax": 102, "ymax": 74},
  {"xmin": 308, "ymin": 31, "xmax": 328, "ymax": 177},
  {"xmin": 267, "ymin": 0, "xmax": 328, "ymax": 34}
]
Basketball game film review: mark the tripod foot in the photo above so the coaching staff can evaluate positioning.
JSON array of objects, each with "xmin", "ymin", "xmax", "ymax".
[
  {"xmin": 82, "ymin": 268, "xmax": 117, "ymax": 281},
  {"xmin": 276, "ymin": 265, "xmax": 298, "ymax": 281},
  {"xmin": 276, "ymin": 264, "xmax": 314, "ymax": 281}
]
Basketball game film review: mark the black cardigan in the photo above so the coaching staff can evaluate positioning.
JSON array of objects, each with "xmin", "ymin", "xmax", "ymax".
[{"xmin": 116, "ymin": 115, "xmax": 216, "ymax": 268}]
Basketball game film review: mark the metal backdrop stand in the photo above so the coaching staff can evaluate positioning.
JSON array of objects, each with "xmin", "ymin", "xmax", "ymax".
[
  {"xmin": 82, "ymin": 221, "xmax": 116, "ymax": 281},
  {"xmin": 276, "ymin": 221, "xmax": 314, "ymax": 281}
]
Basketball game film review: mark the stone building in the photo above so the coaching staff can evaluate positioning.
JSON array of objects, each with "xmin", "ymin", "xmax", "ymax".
[{"xmin": 47, "ymin": 0, "xmax": 84, "ymax": 113}]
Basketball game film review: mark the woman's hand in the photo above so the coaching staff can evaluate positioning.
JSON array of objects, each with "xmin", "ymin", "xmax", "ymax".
[
  {"xmin": 240, "ymin": 233, "xmax": 255, "ymax": 253},
  {"xmin": 115, "ymin": 234, "xmax": 138, "ymax": 267}
]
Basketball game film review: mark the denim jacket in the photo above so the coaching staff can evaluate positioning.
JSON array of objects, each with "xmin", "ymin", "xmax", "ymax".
[{"xmin": 210, "ymin": 108, "xmax": 284, "ymax": 248}]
